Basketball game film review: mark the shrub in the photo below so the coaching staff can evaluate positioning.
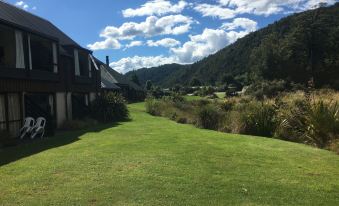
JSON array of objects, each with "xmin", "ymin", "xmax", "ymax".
[
  {"xmin": 176, "ymin": 117, "xmax": 188, "ymax": 124},
  {"xmin": 60, "ymin": 118, "xmax": 98, "ymax": 131},
  {"xmin": 149, "ymin": 86, "xmax": 165, "ymax": 98},
  {"xmin": 239, "ymin": 102, "xmax": 277, "ymax": 137},
  {"xmin": 162, "ymin": 93, "xmax": 185, "ymax": 103},
  {"xmin": 327, "ymin": 137, "xmax": 339, "ymax": 155},
  {"xmin": 219, "ymin": 99, "xmax": 236, "ymax": 111},
  {"xmin": 145, "ymin": 97, "xmax": 162, "ymax": 116},
  {"xmin": 246, "ymin": 80, "xmax": 287, "ymax": 99},
  {"xmin": 191, "ymin": 99, "xmax": 210, "ymax": 107},
  {"xmin": 277, "ymin": 100, "xmax": 339, "ymax": 148},
  {"xmin": 219, "ymin": 110, "xmax": 244, "ymax": 134},
  {"xmin": 327, "ymin": 139, "xmax": 339, "ymax": 154},
  {"xmin": 91, "ymin": 92, "xmax": 129, "ymax": 122},
  {"xmin": 303, "ymin": 101, "xmax": 339, "ymax": 147},
  {"xmin": 196, "ymin": 105, "xmax": 221, "ymax": 130},
  {"xmin": 197, "ymin": 86, "xmax": 215, "ymax": 97}
]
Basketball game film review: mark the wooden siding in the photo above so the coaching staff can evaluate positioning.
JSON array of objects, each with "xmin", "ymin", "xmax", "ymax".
[{"xmin": 0, "ymin": 22, "xmax": 100, "ymax": 94}]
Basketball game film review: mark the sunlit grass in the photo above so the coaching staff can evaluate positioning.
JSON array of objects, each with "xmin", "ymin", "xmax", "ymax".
[{"xmin": 0, "ymin": 102, "xmax": 338, "ymax": 205}]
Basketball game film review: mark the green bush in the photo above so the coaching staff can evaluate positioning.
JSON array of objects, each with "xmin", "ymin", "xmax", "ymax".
[
  {"xmin": 327, "ymin": 139, "xmax": 339, "ymax": 154},
  {"xmin": 219, "ymin": 99, "xmax": 236, "ymax": 111},
  {"xmin": 239, "ymin": 102, "xmax": 277, "ymax": 137},
  {"xmin": 144, "ymin": 90, "xmax": 339, "ymax": 153},
  {"xmin": 191, "ymin": 99, "xmax": 210, "ymax": 107},
  {"xmin": 162, "ymin": 93, "xmax": 185, "ymax": 103},
  {"xmin": 145, "ymin": 97, "xmax": 162, "ymax": 116},
  {"xmin": 196, "ymin": 105, "xmax": 221, "ymax": 130},
  {"xmin": 91, "ymin": 92, "xmax": 129, "ymax": 123},
  {"xmin": 197, "ymin": 86, "xmax": 215, "ymax": 97},
  {"xmin": 277, "ymin": 100, "xmax": 339, "ymax": 148},
  {"xmin": 246, "ymin": 80, "xmax": 287, "ymax": 99}
]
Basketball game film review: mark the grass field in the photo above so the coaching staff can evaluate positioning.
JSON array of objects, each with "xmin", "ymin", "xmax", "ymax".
[
  {"xmin": 215, "ymin": 92, "xmax": 226, "ymax": 98},
  {"xmin": 184, "ymin": 95, "xmax": 203, "ymax": 101},
  {"xmin": 0, "ymin": 103, "xmax": 338, "ymax": 205}
]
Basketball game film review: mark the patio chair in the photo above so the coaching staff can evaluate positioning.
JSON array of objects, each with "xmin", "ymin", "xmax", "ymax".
[
  {"xmin": 19, "ymin": 117, "xmax": 35, "ymax": 139},
  {"xmin": 30, "ymin": 117, "xmax": 46, "ymax": 139}
]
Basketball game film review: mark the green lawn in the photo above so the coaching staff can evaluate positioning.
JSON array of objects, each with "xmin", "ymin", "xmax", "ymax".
[
  {"xmin": 0, "ymin": 103, "xmax": 338, "ymax": 205},
  {"xmin": 184, "ymin": 95, "xmax": 203, "ymax": 101},
  {"xmin": 215, "ymin": 92, "xmax": 226, "ymax": 98}
]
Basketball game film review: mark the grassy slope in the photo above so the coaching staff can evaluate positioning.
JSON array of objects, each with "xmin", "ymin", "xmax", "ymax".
[{"xmin": 0, "ymin": 103, "xmax": 338, "ymax": 206}]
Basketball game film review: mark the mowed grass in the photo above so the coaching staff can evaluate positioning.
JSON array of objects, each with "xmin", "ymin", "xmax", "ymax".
[
  {"xmin": 0, "ymin": 103, "xmax": 338, "ymax": 206},
  {"xmin": 184, "ymin": 95, "xmax": 203, "ymax": 101},
  {"xmin": 215, "ymin": 92, "xmax": 226, "ymax": 98}
]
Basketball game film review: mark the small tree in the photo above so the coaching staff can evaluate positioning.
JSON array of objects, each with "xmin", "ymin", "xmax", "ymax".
[
  {"xmin": 145, "ymin": 80, "xmax": 153, "ymax": 91},
  {"xmin": 91, "ymin": 92, "xmax": 129, "ymax": 122},
  {"xmin": 190, "ymin": 78, "xmax": 201, "ymax": 87}
]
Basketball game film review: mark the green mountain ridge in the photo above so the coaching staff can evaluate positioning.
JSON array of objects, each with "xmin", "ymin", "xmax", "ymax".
[{"xmin": 126, "ymin": 3, "xmax": 339, "ymax": 88}]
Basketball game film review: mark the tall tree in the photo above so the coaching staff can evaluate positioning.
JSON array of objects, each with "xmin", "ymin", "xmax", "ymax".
[
  {"xmin": 145, "ymin": 80, "xmax": 153, "ymax": 91},
  {"xmin": 190, "ymin": 78, "xmax": 201, "ymax": 87}
]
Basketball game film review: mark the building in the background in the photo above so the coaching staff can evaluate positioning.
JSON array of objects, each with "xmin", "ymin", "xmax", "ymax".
[
  {"xmin": 0, "ymin": 1, "xmax": 100, "ymax": 136},
  {"xmin": 97, "ymin": 57, "xmax": 145, "ymax": 102}
]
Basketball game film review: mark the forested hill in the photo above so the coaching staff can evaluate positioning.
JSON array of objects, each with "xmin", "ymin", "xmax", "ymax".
[
  {"xmin": 125, "ymin": 3, "xmax": 339, "ymax": 88},
  {"xmin": 125, "ymin": 64, "xmax": 189, "ymax": 88}
]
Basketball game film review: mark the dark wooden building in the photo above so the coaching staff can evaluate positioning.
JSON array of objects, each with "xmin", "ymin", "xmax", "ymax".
[
  {"xmin": 98, "ymin": 57, "xmax": 145, "ymax": 102},
  {"xmin": 0, "ymin": 1, "xmax": 100, "ymax": 136}
]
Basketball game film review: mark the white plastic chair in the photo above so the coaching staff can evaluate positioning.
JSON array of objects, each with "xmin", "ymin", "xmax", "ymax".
[
  {"xmin": 19, "ymin": 117, "xmax": 35, "ymax": 139},
  {"xmin": 30, "ymin": 117, "xmax": 46, "ymax": 139}
]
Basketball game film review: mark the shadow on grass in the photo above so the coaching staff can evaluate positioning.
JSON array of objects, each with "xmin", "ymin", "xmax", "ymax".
[{"xmin": 0, "ymin": 120, "xmax": 130, "ymax": 167}]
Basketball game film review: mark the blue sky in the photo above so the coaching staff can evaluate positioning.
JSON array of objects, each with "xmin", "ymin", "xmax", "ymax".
[{"xmin": 7, "ymin": 0, "xmax": 338, "ymax": 73}]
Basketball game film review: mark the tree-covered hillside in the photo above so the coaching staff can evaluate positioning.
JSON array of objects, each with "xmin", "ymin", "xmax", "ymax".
[
  {"xmin": 125, "ymin": 3, "xmax": 339, "ymax": 88},
  {"xmin": 125, "ymin": 64, "xmax": 189, "ymax": 88}
]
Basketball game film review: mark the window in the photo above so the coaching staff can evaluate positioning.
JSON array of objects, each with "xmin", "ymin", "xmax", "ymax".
[
  {"xmin": 8, "ymin": 94, "xmax": 21, "ymax": 136},
  {"xmin": 0, "ymin": 95, "xmax": 6, "ymax": 131},
  {"xmin": 29, "ymin": 34, "xmax": 57, "ymax": 72},
  {"xmin": 88, "ymin": 55, "xmax": 92, "ymax": 78},
  {"xmin": 0, "ymin": 25, "xmax": 16, "ymax": 68},
  {"xmin": 71, "ymin": 93, "xmax": 89, "ymax": 119},
  {"xmin": 74, "ymin": 49, "xmax": 91, "ymax": 77},
  {"xmin": 0, "ymin": 93, "xmax": 22, "ymax": 137}
]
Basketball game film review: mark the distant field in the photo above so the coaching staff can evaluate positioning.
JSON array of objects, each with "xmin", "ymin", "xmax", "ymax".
[
  {"xmin": 185, "ymin": 95, "xmax": 203, "ymax": 101},
  {"xmin": 0, "ymin": 102, "xmax": 338, "ymax": 205},
  {"xmin": 215, "ymin": 92, "xmax": 225, "ymax": 98}
]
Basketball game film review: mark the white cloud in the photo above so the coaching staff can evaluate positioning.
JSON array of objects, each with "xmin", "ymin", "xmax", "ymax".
[
  {"xmin": 147, "ymin": 38, "xmax": 181, "ymax": 48},
  {"xmin": 195, "ymin": 0, "xmax": 337, "ymax": 18},
  {"xmin": 100, "ymin": 15, "xmax": 194, "ymax": 39},
  {"xmin": 221, "ymin": 18, "xmax": 258, "ymax": 32},
  {"xmin": 109, "ymin": 16, "xmax": 258, "ymax": 71},
  {"xmin": 219, "ymin": 0, "xmax": 296, "ymax": 15},
  {"xmin": 302, "ymin": 0, "xmax": 336, "ymax": 10},
  {"xmin": 15, "ymin": 1, "xmax": 29, "ymax": 10},
  {"xmin": 87, "ymin": 38, "xmax": 122, "ymax": 50},
  {"xmin": 125, "ymin": 41, "xmax": 144, "ymax": 49},
  {"xmin": 89, "ymin": 15, "xmax": 195, "ymax": 50},
  {"xmin": 100, "ymin": 0, "xmax": 337, "ymax": 72},
  {"xmin": 194, "ymin": 3, "xmax": 236, "ymax": 20},
  {"xmin": 109, "ymin": 55, "xmax": 177, "ymax": 73},
  {"xmin": 110, "ymin": 26, "xmax": 253, "ymax": 72},
  {"xmin": 122, "ymin": 0, "xmax": 187, "ymax": 17},
  {"xmin": 171, "ymin": 28, "xmax": 250, "ymax": 63}
]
